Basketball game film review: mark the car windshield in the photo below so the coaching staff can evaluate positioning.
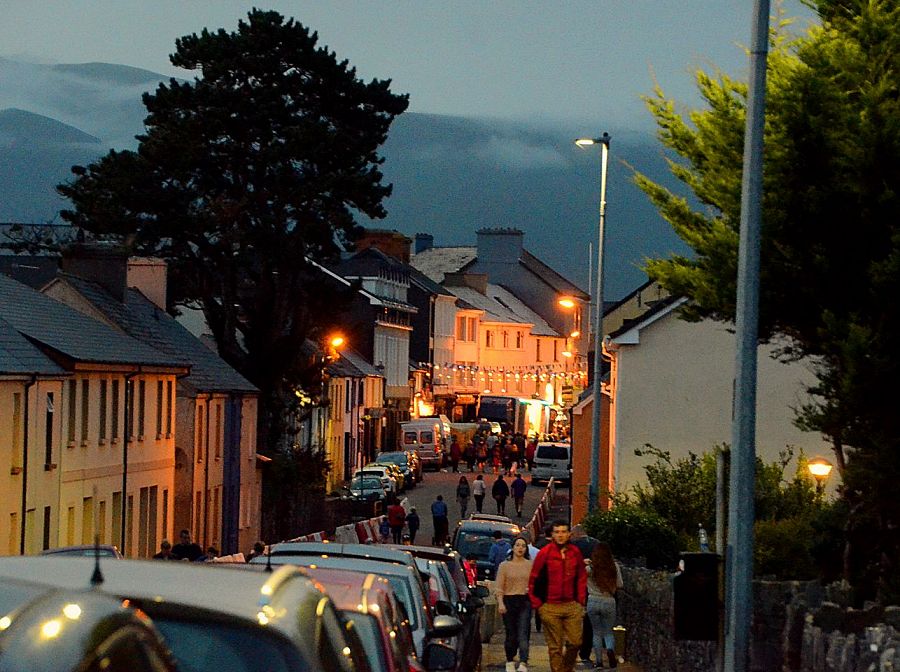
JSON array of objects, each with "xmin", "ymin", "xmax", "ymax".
[
  {"xmin": 153, "ymin": 618, "xmax": 308, "ymax": 672},
  {"xmin": 383, "ymin": 575, "xmax": 419, "ymax": 631},
  {"xmin": 345, "ymin": 613, "xmax": 387, "ymax": 672},
  {"xmin": 375, "ymin": 454, "xmax": 407, "ymax": 467},
  {"xmin": 350, "ymin": 476, "xmax": 382, "ymax": 490},
  {"xmin": 455, "ymin": 530, "xmax": 516, "ymax": 561},
  {"xmin": 536, "ymin": 445, "xmax": 568, "ymax": 460}
]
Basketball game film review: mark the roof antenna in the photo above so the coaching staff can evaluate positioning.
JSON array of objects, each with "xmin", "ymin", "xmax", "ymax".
[
  {"xmin": 264, "ymin": 544, "xmax": 273, "ymax": 573},
  {"xmin": 90, "ymin": 533, "xmax": 104, "ymax": 586}
]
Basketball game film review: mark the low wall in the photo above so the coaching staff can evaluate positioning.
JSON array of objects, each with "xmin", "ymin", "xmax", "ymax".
[{"xmin": 800, "ymin": 603, "xmax": 900, "ymax": 671}]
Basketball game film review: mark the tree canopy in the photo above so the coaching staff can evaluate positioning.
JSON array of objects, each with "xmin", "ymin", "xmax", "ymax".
[
  {"xmin": 635, "ymin": 2, "xmax": 900, "ymax": 599},
  {"xmin": 57, "ymin": 9, "xmax": 409, "ymax": 450}
]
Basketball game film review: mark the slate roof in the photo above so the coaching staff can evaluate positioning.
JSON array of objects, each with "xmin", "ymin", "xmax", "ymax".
[
  {"xmin": 607, "ymin": 294, "xmax": 685, "ymax": 340},
  {"xmin": 0, "ymin": 274, "xmax": 186, "ymax": 368},
  {"xmin": 0, "ymin": 255, "xmax": 60, "ymax": 289},
  {"xmin": 0, "ymin": 317, "xmax": 67, "ymax": 376},
  {"xmin": 55, "ymin": 274, "xmax": 256, "ymax": 394},
  {"xmin": 409, "ymin": 246, "xmax": 477, "ymax": 283},
  {"xmin": 409, "ymin": 246, "xmax": 588, "ymax": 300},
  {"xmin": 442, "ymin": 283, "xmax": 560, "ymax": 336},
  {"xmin": 328, "ymin": 348, "xmax": 383, "ymax": 378}
]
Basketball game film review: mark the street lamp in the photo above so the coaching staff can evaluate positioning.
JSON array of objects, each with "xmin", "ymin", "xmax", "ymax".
[
  {"xmin": 807, "ymin": 456, "xmax": 833, "ymax": 495},
  {"xmin": 576, "ymin": 132, "xmax": 610, "ymax": 514}
]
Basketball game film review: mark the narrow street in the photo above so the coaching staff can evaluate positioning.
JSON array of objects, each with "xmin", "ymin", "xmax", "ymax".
[{"xmin": 403, "ymin": 465, "xmax": 556, "ymax": 544}]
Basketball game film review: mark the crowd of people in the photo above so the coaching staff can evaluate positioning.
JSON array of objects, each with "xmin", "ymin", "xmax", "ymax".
[
  {"xmin": 494, "ymin": 521, "xmax": 623, "ymax": 672},
  {"xmin": 447, "ymin": 430, "xmax": 540, "ymax": 475}
]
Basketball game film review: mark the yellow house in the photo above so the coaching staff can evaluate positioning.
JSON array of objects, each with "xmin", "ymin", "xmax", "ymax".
[
  {"xmin": 42, "ymin": 246, "xmax": 262, "ymax": 557},
  {"xmin": 0, "ymin": 273, "xmax": 188, "ymax": 557}
]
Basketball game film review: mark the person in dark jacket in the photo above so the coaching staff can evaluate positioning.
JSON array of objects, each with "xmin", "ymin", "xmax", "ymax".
[
  {"xmin": 528, "ymin": 521, "xmax": 588, "ymax": 672},
  {"xmin": 510, "ymin": 473, "xmax": 528, "ymax": 517},
  {"xmin": 492, "ymin": 474, "xmax": 510, "ymax": 515},
  {"xmin": 406, "ymin": 507, "xmax": 421, "ymax": 544},
  {"xmin": 431, "ymin": 495, "xmax": 449, "ymax": 545},
  {"xmin": 171, "ymin": 529, "xmax": 203, "ymax": 561}
]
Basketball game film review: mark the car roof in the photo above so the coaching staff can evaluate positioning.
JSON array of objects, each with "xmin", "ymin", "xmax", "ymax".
[
  {"xmin": 468, "ymin": 513, "xmax": 513, "ymax": 523},
  {"xmin": 303, "ymin": 567, "xmax": 391, "ymax": 612},
  {"xmin": 536, "ymin": 441, "xmax": 570, "ymax": 447},
  {"xmin": 0, "ymin": 556, "xmax": 318, "ymax": 624},
  {"xmin": 455, "ymin": 520, "xmax": 521, "ymax": 534},
  {"xmin": 270, "ymin": 542, "xmax": 416, "ymax": 566},
  {"xmin": 40, "ymin": 544, "xmax": 122, "ymax": 557}
]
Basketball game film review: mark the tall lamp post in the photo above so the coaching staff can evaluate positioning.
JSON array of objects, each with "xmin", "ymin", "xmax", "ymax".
[
  {"xmin": 575, "ymin": 132, "xmax": 610, "ymax": 514},
  {"xmin": 807, "ymin": 456, "xmax": 833, "ymax": 497}
]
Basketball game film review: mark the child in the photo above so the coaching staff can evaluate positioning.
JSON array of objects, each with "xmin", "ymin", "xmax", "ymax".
[{"xmin": 378, "ymin": 515, "xmax": 391, "ymax": 543}]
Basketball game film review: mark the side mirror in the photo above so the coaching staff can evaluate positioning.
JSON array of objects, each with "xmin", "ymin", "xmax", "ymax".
[
  {"xmin": 471, "ymin": 585, "xmax": 489, "ymax": 599},
  {"xmin": 435, "ymin": 600, "xmax": 454, "ymax": 616},
  {"xmin": 422, "ymin": 642, "xmax": 457, "ymax": 671},
  {"xmin": 428, "ymin": 614, "xmax": 463, "ymax": 639}
]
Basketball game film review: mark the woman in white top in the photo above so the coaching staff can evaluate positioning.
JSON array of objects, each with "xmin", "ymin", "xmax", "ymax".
[
  {"xmin": 586, "ymin": 542, "xmax": 623, "ymax": 669},
  {"xmin": 472, "ymin": 474, "xmax": 487, "ymax": 513},
  {"xmin": 495, "ymin": 536, "xmax": 533, "ymax": 672}
]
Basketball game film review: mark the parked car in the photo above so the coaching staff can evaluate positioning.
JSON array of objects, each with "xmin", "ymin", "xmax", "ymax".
[
  {"xmin": 531, "ymin": 441, "xmax": 572, "ymax": 484},
  {"xmin": 356, "ymin": 466, "xmax": 398, "ymax": 495},
  {"xmin": 468, "ymin": 513, "xmax": 513, "ymax": 524},
  {"xmin": 375, "ymin": 451, "xmax": 418, "ymax": 487},
  {"xmin": 304, "ymin": 567, "xmax": 455, "ymax": 672},
  {"xmin": 346, "ymin": 473, "xmax": 388, "ymax": 503},
  {"xmin": 0, "ymin": 577, "xmax": 177, "ymax": 672},
  {"xmin": 253, "ymin": 551, "xmax": 461, "ymax": 661},
  {"xmin": 400, "ymin": 420, "xmax": 444, "ymax": 470},
  {"xmin": 0, "ymin": 556, "xmax": 360, "ymax": 672},
  {"xmin": 452, "ymin": 519, "xmax": 521, "ymax": 582},
  {"xmin": 40, "ymin": 544, "xmax": 123, "ymax": 558},
  {"xmin": 368, "ymin": 462, "xmax": 406, "ymax": 492}
]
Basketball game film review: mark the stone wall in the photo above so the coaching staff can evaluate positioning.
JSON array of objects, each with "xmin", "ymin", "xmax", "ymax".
[{"xmin": 800, "ymin": 603, "xmax": 900, "ymax": 671}]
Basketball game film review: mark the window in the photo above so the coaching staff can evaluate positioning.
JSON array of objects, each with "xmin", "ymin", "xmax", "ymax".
[
  {"xmin": 43, "ymin": 506, "xmax": 51, "ymax": 550},
  {"xmin": 516, "ymin": 331, "xmax": 524, "ymax": 349},
  {"xmin": 156, "ymin": 381, "xmax": 164, "ymax": 437},
  {"xmin": 139, "ymin": 487, "xmax": 150, "ymax": 557},
  {"xmin": 126, "ymin": 495, "xmax": 134, "ymax": 556},
  {"xmin": 194, "ymin": 491, "xmax": 202, "ymax": 541},
  {"xmin": 502, "ymin": 331, "xmax": 509, "ymax": 348},
  {"xmin": 112, "ymin": 492, "xmax": 122, "ymax": 550},
  {"xmin": 346, "ymin": 380, "xmax": 352, "ymax": 413},
  {"xmin": 468, "ymin": 318, "xmax": 477, "ymax": 341},
  {"xmin": 8, "ymin": 513, "xmax": 17, "ymax": 555},
  {"xmin": 67, "ymin": 380, "xmax": 76, "ymax": 443},
  {"xmin": 536, "ymin": 339, "xmax": 542, "ymax": 362},
  {"xmin": 486, "ymin": 331, "xmax": 495, "ymax": 348},
  {"xmin": 553, "ymin": 340, "xmax": 559, "ymax": 362},
  {"xmin": 162, "ymin": 489, "xmax": 169, "ymax": 537},
  {"xmin": 214, "ymin": 404, "xmax": 222, "ymax": 459},
  {"xmin": 66, "ymin": 506, "xmax": 75, "ymax": 546},
  {"xmin": 127, "ymin": 380, "xmax": 135, "ymax": 441},
  {"xmin": 165, "ymin": 381, "xmax": 173, "ymax": 436},
  {"xmin": 12, "ymin": 392, "xmax": 21, "ymax": 472},
  {"xmin": 455, "ymin": 315, "xmax": 467, "ymax": 341},
  {"xmin": 99, "ymin": 380, "xmax": 107, "ymax": 441},
  {"xmin": 137, "ymin": 380, "xmax": 146, "ymax": 439},
  {"xmin": 82, "ymin": 497, "xmax": 93, "ymax": 545},
  {"xmin": 196, "ymin": 405, "xmax": 204, "ymax": 463},
  {"xmin": 99, "ymin": 501, "xmax": 107, "ymax": 544},
  {"xmin": 81, "ymin": 379, "xmax": 89, "ymax": 443},
  {"xmin": 111, "ymin": 380, "xmax": 120, "ymax": 441},
  {"xmin": 45, "ymin": 392, "xmax": 54, "ymax": 466}
]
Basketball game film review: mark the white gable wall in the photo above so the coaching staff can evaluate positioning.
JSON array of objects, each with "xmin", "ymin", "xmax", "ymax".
[{"xmin": 611, "ymin": 311, "xmax": 830, "ymax": 492}]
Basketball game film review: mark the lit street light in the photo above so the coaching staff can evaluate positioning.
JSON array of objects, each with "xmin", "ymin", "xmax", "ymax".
[
  {"xmin": 807, "ymin": 456, "xmax": 833, "ymax": 495},
  {"xmin": 576, "ymin": 132, "xmax": 610, "ymax": 514}
]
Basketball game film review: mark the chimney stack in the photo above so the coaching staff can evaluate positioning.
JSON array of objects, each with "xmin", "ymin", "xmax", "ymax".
[{"xmin": 414, "ymin": 233, "xmax": 434, "ymax": 254}]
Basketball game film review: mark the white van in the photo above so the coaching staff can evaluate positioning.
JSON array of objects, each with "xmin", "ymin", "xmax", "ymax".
[
  {"xmin": 399, "ymin": 420, "xmax": 443, "ymax": 470},
  {"xmin": 531, "ymin": 442, "xmax": 571, "ymax": 484}
]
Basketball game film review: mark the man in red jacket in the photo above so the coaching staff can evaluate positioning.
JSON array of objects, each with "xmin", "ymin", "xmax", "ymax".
[
  {"xmin": 387, "ymin": 501, "xmax": 407, "ymax": 544},
  {"xmin": 528, "ymin": 520, "xmax": 587, "ymax": 672}
]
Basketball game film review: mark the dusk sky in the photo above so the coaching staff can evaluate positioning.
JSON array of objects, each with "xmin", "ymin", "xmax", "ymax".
[{"xmin": 2, "ymin": 1, "xmax": 815, "ymax": 130}]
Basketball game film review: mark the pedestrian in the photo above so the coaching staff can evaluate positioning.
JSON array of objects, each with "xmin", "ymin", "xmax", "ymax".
[
  {"xmin": 477, "ymin": 438, "xmax": 488, "ymax": 472},
  {"xmin": 431, "ymin": 494, "xmax": 449, "ymax": 546},
  {"xmin": 492, "ymin": 474, "xmax": 510, "ymax": 515},
  {"xmin": 171, "ymin": 529, "xmax": 203, "ymax": 561},
  {"xmin": 378, "ymin": 515, "xmax": 391, "ymax": 543},
  {"xmin": 465, "ymin": 439, "xmax": 477, "ymax": 472},
  {"xmin": 488, "ymin": 530, "xmax": 512, "ymax": 580},
  {"xmin": 406, "ymin": 507, "xmax": 421, "ymax": 544},
  {"xmin": 525, "ymin": 436, "xmax": 537, "ymax": 471},
  {"xmin": 510, "ymin": 473, "xmax": 528, "ymax": 517},
  {"xmin": 387, "ymin": 500, "xmax": 407, "ymax": 544},
  {"xmin": 456, "ymin": 475, "xmax": 471, "ymax": 519},
  {"xmin": 450, "ymin": 436, "xmax": 462, "ymax": 473},
  {"xmin": 472, "ymin": 474, "xmax": 487, "ymax": 513},
  {"xmin": 528, "ymin": 520, "xmax": 588, "ymax": 672},
  {"xmin": 496, "ymin": 536, "xmax": 533, "ymax": 672},
  {"xmin": 246, "ymin": 540, "xmax": 266, "ymax": 561},
  {"xmin": 571, "ymin": 525, "xmax": 601, "ymax": 664},
  {"xmin": 586, "ymin": 542, "xmax": 623, "ymax": 669},
  {"xmin": 201, "ymin": 546, "xmax": 219, "ymax": 562},
  {"xmin": 153, "ymin": 539, "xmax": 175, "ymax": 560}
]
